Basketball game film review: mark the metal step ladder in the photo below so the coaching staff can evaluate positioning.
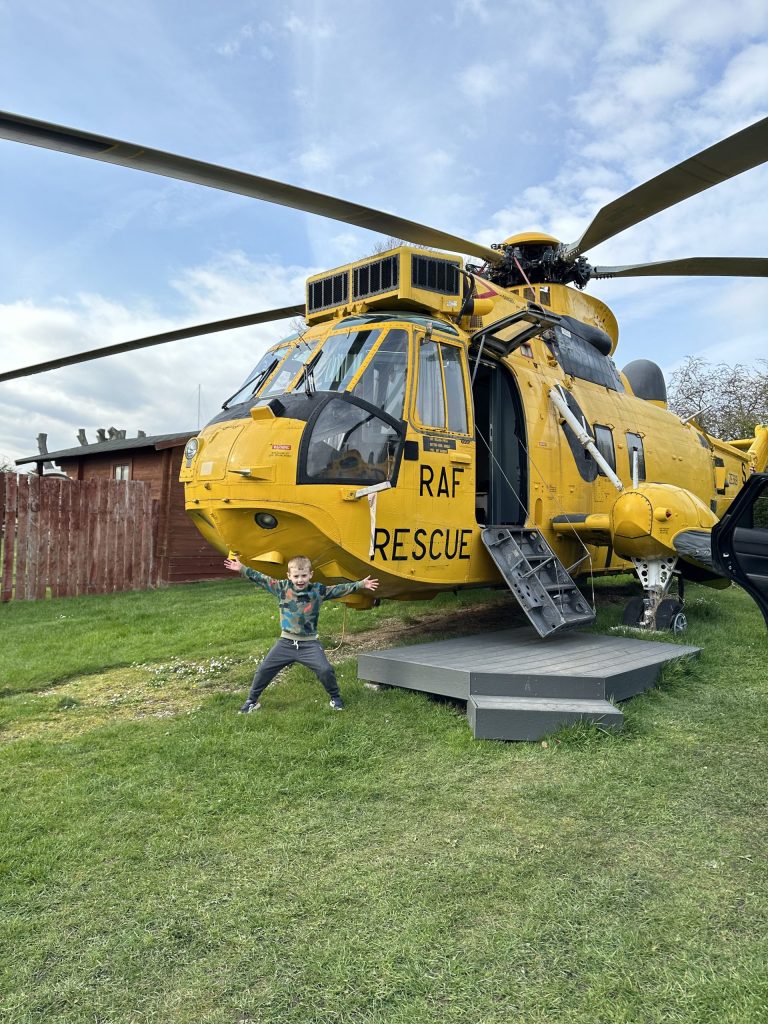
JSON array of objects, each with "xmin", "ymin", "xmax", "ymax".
[{"xmin": 482, "ymin": 526, "xmax": 596, "ymax": 638}]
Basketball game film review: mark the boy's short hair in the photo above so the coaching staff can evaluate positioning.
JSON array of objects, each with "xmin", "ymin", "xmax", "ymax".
[{"xmin": 287, "ymin": 555, "xmax": 312, "ymax": 573}]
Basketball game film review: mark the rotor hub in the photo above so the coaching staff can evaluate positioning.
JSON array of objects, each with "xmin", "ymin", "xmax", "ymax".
[{"xmin": 487, "ymin": 237, "xmax": 593, "ymax": 289}]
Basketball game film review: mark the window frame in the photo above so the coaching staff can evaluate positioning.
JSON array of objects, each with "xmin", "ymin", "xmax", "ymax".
[
  {"xmin": 348, "ymin": 327, "xmax": 410, "ymax": 421},
  {"xmin": 296, "ymin": 393, "xmax": 407, "ymax": 487},
  {"xmin": 593, "ymin": 424, "xmax": 616, "ymax": 475},
  {"xmin": 412, "ymin": 334, "xmax": 472, "ymax": 437},
  {"xmin": 625, "ymin": 431, "xmax": 646, "ymax": 482}
]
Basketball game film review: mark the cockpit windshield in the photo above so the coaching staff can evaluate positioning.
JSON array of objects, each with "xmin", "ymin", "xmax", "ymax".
[
  {"xmin": 309, "ymin": 327, "xmax": 382, "ymax": 392},
  {"xmin": 350, "ymin": 329, "xmax": 408, "ymax": 419},
  {"xmin": 223, "ymin": 341, "xmax": 292, "ymax": 409},
  {"xmin": 257, "ymin": 337, "xmax": 323, "ymax": 401},
  {"xmin": 279, "ymin": 325, "xmax": 410, "ymax": 419}
]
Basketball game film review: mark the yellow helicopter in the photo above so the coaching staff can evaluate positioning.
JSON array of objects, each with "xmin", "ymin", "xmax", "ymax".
[{"xmin": 2, "ymin": 110, "xmax": 768, "ymax": 636}]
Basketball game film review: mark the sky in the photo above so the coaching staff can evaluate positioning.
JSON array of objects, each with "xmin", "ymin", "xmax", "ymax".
[{"xmin": 1, "ymin": 0, "xmax": 767, "ymax": 466}]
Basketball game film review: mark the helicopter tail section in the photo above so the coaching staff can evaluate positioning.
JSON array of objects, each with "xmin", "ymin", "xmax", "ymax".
[
  {"xmin": 481, "ymin": 526, "xmax": 595, "ymax": 637},
  {"xmin": 726, "ymin": 424, "xmax": 768, "ymax": 474}
]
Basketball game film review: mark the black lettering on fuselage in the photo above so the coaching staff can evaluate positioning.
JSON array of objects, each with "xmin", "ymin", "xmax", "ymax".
[
  {"xmin": 413, "ymin": 528, "xmax": 427, "ymax": 560},
  {"xmin": 372, "ymin": 528, "xmax": 390, "ymax": 560},
  {"xmin": 391, "ymin": 528, "xmax": 409, "ymax": 561},
  {"xmin": 445, "ymin": 530, "xmax": 458, "ymax": 558},
  {"xmin": 459, "ymin": 529, "xmax": 472, "ymax": 559},
  {"xmin": 369, "ymin": 526, "xmax": 473, "ymax": 563},
  {"xmin": 419, "ymin": 462, "xmax": 465, "ymax": 498}
]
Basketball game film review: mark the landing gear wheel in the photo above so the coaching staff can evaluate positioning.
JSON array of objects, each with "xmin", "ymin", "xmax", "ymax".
[
  {"xmin": 669, "ymin": 611, "xmax": 688, "ymax": 634},
  {"xmin": 621, "ymin": 596, "xmax": 646, "ymax": 627},
  {"xmin": 654, "ymin": 598, "xmax": 687, "ymax": 633}
]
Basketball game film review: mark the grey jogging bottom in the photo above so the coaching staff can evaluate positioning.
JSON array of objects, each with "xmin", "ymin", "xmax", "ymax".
[{"xmin": 247, "ymin": 638, "xmax": 341, "ymax": 703}]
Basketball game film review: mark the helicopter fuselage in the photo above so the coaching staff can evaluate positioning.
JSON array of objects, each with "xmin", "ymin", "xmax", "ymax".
[{"xmin": 180, "ymin": 248, "xmax": 758, "ymax": 607}]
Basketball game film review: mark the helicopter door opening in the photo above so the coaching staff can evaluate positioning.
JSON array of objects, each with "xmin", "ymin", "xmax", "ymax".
[{"xmin": 472, "ymin": 362, "xmax": 527, "ymax": 526}]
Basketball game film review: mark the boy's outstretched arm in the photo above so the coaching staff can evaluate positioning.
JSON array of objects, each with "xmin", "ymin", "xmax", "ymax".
[{"xmin": 225, "ymin": 558, "xmax": 282, "ymax": 596}]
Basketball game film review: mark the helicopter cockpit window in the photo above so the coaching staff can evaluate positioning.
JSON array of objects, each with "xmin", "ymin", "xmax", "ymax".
[
  {"xmin": 416, "ymin": 338, "xmax": 469, "ymax": 434},
  {"xmin": 223, "ymin": 342, "xmax": 291, "ymax": 408},
  {"xmin": 352, "ymin": 329, "xmax": 408, "ymax": 419},
  {"xmin": 308, "ymin": 328, "xmax": 382, "ymax": 393},
  {"xmin": 626, "ymin": 432, "xmax": 646, "ymax": 481},
  {"xmin": 301, "ymin": 397, "xmax": 404, "ymax": 485},
  {"xmin": 258, "ymin": 338, "xmax": 322, "ymax": 401},
  {"xmin": 593, "ymin": 424, "xmax": 616, "ymax": 473}
]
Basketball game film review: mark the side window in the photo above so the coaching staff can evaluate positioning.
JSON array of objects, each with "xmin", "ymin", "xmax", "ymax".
[
  {"xmin": 626, "ymin": 432, "xmax": 646, "ymax": 481},
  {"xmin": 442, "ymin": 344, "xmax": 469, "ymax": 434},
  {"xmin": 114, "ymin": 464, "xmax": 130, "ymax": 480},
  {"xmin": 416, "ymin": 338, "xmax": 469, "ymax": 434},
  {"xmin": 302, "ymin": 398, "xmax": 403, "ymax": 485},
  {"xmin": 416, "ymin": 339, "xmax": 445, "ymax": 429},
  {"xmin": 593, "ymin": 425, "xmax": 616, "ymax": 474}
]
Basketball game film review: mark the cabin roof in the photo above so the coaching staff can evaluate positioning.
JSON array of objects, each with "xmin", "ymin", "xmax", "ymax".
[{"xmin": 16, "ymin": 431, "xmax": 196, "ymax": 466}]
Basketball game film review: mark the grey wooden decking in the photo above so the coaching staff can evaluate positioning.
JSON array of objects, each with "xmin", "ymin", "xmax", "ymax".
[{"xmin": 357, "ymin": 628, "xmax": 700, "ymax": 741}]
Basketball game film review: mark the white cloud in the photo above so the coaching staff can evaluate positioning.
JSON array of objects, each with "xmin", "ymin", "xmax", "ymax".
[
  {"xmin": 452, "ymin": 0, "xmax": 492, "ymax": 24},
  {"xmin": 457, "ymin": 62, "xmax": 509, "ymax": 104},
  {"xmin": 0, "ymin": 253, "xmax": 312, "ymax": 462},
  {"xmin": 598, "ymin": 0, "xmax": 768, "ymax": 54},
  {"xmin": 700, "ymin": 43, "xmax": 768, "ymax": 118},
  {"xmin": 298, "ymin": 144, "xmax": 334, "ymax": 175},
  {"xmin": 283, "ymin": 13, "xmax": 335, "ymax": 40}
]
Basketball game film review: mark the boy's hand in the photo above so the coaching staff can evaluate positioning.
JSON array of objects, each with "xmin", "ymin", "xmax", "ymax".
[
  {"xmin": 361, "ymin": 576, "xmax": 379, "ymax": 591},
  {"xmin": 224, "ymin": 557, "xmax": 242, "ymax": 572}
]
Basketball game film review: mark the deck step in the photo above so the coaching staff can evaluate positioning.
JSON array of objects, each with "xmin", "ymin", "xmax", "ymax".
[{"xmin": 468, "ymin": 694, "xmax": 623, "ymax": 741}]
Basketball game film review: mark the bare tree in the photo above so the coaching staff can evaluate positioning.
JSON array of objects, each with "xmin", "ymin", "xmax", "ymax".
[
  {"xmin": 370, "ymin": 236, "xmax": 407, "ymax": 255},
  {"xmin": 667, "ymin": 357, "xmax": 768, "ymax": 440},
  {"xmin": 0, "ymin": 452, "xmax": 15, "ymax": 473}
]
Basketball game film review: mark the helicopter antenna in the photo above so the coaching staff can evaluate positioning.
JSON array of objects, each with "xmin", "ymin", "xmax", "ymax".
[{"xmin": 681, "ymin": 405, "xmax": 714, "ymax": 425}]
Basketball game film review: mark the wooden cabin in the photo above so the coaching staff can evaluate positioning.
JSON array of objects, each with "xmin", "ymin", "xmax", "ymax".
[{"xmin": 16, "ymin": 430, "xmax": 227, "ymax": 584}]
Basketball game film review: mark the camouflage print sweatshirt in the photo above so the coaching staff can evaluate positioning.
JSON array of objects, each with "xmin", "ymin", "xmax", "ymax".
[{"xmin": 240, "ymin": 566, "xmax": 364, "ymax": 640}]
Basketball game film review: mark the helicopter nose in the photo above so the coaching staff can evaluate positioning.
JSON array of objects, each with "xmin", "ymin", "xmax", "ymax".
[{"xmin": 612, "ymin": 491, "xmax": 653, "ymax": 540}]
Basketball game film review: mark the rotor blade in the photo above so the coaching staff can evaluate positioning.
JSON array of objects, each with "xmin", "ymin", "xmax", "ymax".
[
  {"xmin": 565, "ymin": 116, "xmax": 768, "ymax": 260},
  {"xmin": 0, "ymin": 304, "xmax": 304, "ymax": 384},
  {"xmin": 592, "ymin": 256, "xmax": 768, "ymax": 279},
  {"xmin": 0, "ymin": 110, "xmax": 500, "ymax": 264}
]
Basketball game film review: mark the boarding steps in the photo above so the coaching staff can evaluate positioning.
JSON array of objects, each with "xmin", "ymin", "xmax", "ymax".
[{"xmin": 481, "ymin": 526, "xmax": 595, "ymax": 637}]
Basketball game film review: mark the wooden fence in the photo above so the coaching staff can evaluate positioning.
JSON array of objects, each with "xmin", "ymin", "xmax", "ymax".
[{"xmin": 0, "ymin": 473, "xmax": 159, "ymax": 602}]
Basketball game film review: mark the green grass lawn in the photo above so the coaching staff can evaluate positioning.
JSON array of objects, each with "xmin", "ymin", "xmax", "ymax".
[{"xmin": 1, "ymin": 577, "xmax": 767, "ymax": 1023}]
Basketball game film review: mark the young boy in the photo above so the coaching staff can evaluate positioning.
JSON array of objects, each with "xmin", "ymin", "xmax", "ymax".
[{"xmin": 224, "ymin": 554, "xmax": 379, "ymax": 713}]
